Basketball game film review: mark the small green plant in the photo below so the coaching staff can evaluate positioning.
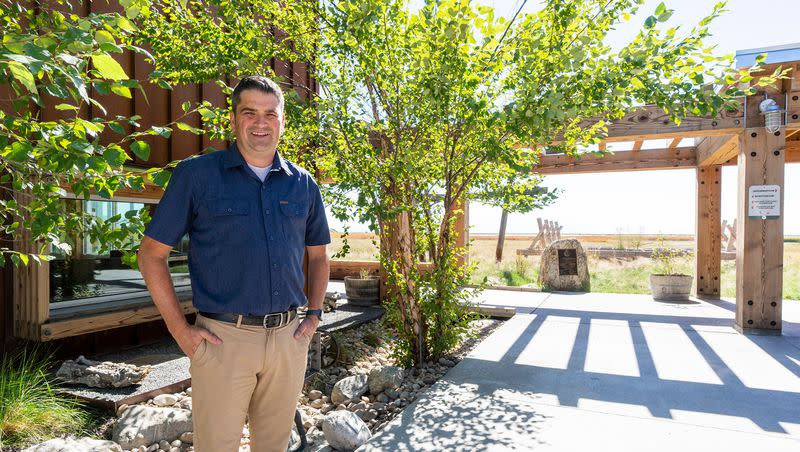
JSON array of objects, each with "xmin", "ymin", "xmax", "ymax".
[
  {"xmin": 0, "ymin": 346, "xmax": 90, "ymax": 449},
  {"xmin": 651, "ymin": 238, "xmax": 691, "ymax": 275},
  {"xmin": 358, "ymin": 268, "xmax": 372, "ymax": 279},
  {"xmin": 513, "ymin": 256, "xmax": 531, "ymax": 276}
]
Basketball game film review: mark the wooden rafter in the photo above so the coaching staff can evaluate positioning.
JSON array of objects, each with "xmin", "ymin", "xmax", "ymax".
[
  {"xmin": 554, "ymin": 105, "xmax": 745, "ymax": 144},
  {"xmin": 534, "ymin": 147, "xmax": 696, "ymax": 174},
  {"xmin": 697, "ymin": 135, "xmax": 739, "ymax": 166},
  {"xmin": 632, "ymin": 140, "xmax": 643, "ymax": 151},
  {"xmin": 668, "ymin": 137, "xmax": 682, "ymax": 148}
]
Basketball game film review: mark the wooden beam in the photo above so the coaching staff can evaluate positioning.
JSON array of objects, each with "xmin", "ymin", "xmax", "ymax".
[
  {"xmin": 725, "ymin": 140, "xmax": 800, "ymax": 165},
  {"xmin": 534, "ymin": 147, "xmax": 696, "ymax": 174},
  {"xmin": 735, "ymin": 128, "xmax": 785, "ymax": 335},
  {"xmin": 695, "ymin": 166, "xmax": 721, "ymax": 299},
  {"xmin": 668, "ymin": 138, "xmax": 682, "ymax": 149},
  {"xmin": 41, "ymin": 300, "xmax": 196, "ymax": 341},
  {"xmin": 562, "ymin": 105, "xmax": 744, "ymax": 143},
  {"xmin": 696, "ymin": 135, "xmax": 739, "ymax": 166},
  {"xmin": 632, "ymin": 140, "xmax": 643, "ymax": 151},
  {"xmin": 12, "ymin": 192, "xmax": 50, "ymax": 341}
]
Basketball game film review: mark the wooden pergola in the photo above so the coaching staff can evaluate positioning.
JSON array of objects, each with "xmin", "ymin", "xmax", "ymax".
[{"xmin": 531, "ymin": 44, "xmax": 800, "ymax": 335}]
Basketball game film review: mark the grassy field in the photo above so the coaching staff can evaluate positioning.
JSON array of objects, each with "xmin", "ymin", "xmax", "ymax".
[{"xmin": 330, "ymin": 233, "xmax": 800, "ymax": 300}]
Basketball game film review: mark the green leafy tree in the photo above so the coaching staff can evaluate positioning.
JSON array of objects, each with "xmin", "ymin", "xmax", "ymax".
[
  {"xmin": 134, "ymin": 0, "xmax": 785, "ymax": 366},
  {"xmin": 0, "ymin": 0, "xmax": 203, "ymax": 267}
]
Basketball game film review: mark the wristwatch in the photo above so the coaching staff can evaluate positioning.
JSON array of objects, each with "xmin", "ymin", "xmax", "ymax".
[{"xmin": 306, "ymin": 309, "xmax": 323, "ymax": 321}]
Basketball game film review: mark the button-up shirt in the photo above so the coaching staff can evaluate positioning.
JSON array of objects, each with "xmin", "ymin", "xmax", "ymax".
[{"xmin": 144, "ymin": 144, "xmax": 331, "ymax": 315}]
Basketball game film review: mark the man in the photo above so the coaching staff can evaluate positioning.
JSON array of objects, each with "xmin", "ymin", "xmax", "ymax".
[{"xmin": 138, "ymin": 75, "xmax": 330, "ymax": 452}]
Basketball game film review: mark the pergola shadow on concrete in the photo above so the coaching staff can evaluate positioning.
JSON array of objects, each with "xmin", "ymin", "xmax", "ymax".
[
  {"xmin": 524, "ymin": 43, "xmax": 800, "ymax": 336},
  {"xmin": 363, "ymin": 291, "xmax": 800, "ymax": 451}
]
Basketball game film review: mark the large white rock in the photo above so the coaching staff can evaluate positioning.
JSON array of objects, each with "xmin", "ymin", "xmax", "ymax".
[
  {"xmin": 153, "ymin": 393, "xmax": 179, "ymax": 407},
  {"xmin": 538, "ymin": 239, "xmax": 590, "ymax": 292},
  {"xmin": 367, "ymin": 366, "xmax": 404, "ymax": 395},
  {"xmin": 55, "ymin": 356, "xmax": 150, "ymax": 388},
  {"xmin": 22, "ymin": 437, "xmax": 122, "ymax": 452},
  {"xmin": 331, "ymin": 375, "xmax": 369, "ymax": 405},
  {"xmin": 321, "ymin": 411, "xmax": 371, "ymax": 451},
  {"xmin": 112, "ymin": 405, "xmax": 192, "ymax": 450}
]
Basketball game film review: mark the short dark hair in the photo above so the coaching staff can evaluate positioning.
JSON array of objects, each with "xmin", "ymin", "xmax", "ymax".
[{"xmin": 231, "ymin": 76, "xmax": 284, "ymax": 115}]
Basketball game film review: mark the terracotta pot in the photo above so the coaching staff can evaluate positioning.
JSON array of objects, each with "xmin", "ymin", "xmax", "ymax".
[
  {"xmin": 344, "ymin": 276, "xmax": 380, "ymax": 306},
  {"xmin": 649, "ymin": 274, "xmax": 693, "ymax": 301}
]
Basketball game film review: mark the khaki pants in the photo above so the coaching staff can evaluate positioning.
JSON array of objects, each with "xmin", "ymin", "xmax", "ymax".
[{"xmin": 190, "ymin": 314, "xmax": 310, "ymax": 452}]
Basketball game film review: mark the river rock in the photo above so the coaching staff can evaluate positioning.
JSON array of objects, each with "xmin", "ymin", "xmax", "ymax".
[
  {"xmin": 22, "ymin": 437, "xmax": 122, "ymax": 452},
  {"xmin": 55, "ymin": 356, "xmax": 150, "ymax": 388},
  {"xmin": 322, "ymin": 411, "xmax": 371, "ymax": 451},
  {"xmin": 331, "ymin": 375, "xmax": 369, "ymax": 405},
  {"xmin": 153, "ymin": 394, "xmax": 179, "ymax": 407},
  {"xmin": 368, "ymin": 366, "xmax": 404, "ymax": 395},
  {"xmin": 113, "ymin": 405, "xmax": 192, "ymax": 449},
  {"xmin": 538, "ymin": 239, "xmax": 590, "ymax": 292}
]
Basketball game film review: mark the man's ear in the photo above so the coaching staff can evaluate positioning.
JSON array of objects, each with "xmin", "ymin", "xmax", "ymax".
[{"xmin": 230, "ymin": 111, "xmax": 236, "ymax": 129}]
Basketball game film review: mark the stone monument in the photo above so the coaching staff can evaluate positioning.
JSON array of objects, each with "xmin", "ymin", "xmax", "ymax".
[{"xmin": 538, "ymin": 239, "xmax": 590, "ymax": 292}]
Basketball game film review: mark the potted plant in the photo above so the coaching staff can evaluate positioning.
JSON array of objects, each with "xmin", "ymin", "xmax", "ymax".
[
  {"xmin": 344, "ymin": 268, "xmax": 380, "ymax": 306},
  {"xmin": 649, "ymin": 239, "xmax": 693, "ymax": 301}
]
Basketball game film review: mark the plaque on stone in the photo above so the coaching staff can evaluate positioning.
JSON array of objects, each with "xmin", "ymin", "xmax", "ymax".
[
  {"xmin": 538, "ymin": 239, "xmax": 590, "ymax": 292},
  {"xmin": 557, "ymin": 249, "xmax": 578, "ymax": 276}
]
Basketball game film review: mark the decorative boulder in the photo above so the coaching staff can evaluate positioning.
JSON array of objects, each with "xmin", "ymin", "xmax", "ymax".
[
  {"xmin": 112, "ymin": 405, "xmax": 192, "ymax": 450},
  {"xmin": 22, "ymin": 437, "xmax": 122, "ymax": 452},
  {"xmin": 55, "ymin": 356, "xmax": 150, "ymax": 388},
  {"xmin": 368, "ymin": 366, "xmax": 404, "ymax": 395},
  {"xmin": 331, "ymin": 375, "xmax": 369, "ymax": 405},
  {"xmin": 538, "ymin": 239, "xmax": 590, "ymax": 292},
  {"xmin": 322, "ymin": 411, "xmax": 371, "ymax": 451}
]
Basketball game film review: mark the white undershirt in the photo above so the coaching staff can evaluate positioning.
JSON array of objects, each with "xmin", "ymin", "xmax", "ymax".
[{"xmin": 247, "ymin": 163, "xmax": 270, "ymax": 182}]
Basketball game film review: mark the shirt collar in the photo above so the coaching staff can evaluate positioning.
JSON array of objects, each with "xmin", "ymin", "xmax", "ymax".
[{"xmin": 224, "ymin": 143, "xmax": 293, "ymax": 176}]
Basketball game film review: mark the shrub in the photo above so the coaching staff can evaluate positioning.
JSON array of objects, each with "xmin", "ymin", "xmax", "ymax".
[{"xmin": 0, "ymin": 346, "xmax": 90, "ymax": 448}]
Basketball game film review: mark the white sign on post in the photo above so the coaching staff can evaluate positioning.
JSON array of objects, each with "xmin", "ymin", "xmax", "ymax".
[{"xmin": 748, "ymin": 185, "xmax": 781, "ymax": 219}]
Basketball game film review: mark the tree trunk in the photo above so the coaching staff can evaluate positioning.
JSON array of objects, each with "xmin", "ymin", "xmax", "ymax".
[{"xmin": 379, "ymin": 186, "xmax": 427, "ymax": 365}]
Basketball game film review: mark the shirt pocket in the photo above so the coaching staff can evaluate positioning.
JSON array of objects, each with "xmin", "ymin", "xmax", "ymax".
[
  {"xmin": 210, "ymin": 199, "xmax": 250, "ymax": 217},
  {"xmin": 279, "ymin": 200, "xmax": 307, "ymax": 243}
]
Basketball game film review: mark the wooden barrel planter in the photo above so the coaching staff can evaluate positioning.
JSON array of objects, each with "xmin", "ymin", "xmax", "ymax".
[{"xmin": 344, "ymin": 276, "xmax": 380, "ymax": 306}]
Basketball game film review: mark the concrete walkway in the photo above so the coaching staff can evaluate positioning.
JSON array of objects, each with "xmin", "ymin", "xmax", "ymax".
[{"xmin": 361, "ymin": 291, "xmax": 800, "ymax": 451}]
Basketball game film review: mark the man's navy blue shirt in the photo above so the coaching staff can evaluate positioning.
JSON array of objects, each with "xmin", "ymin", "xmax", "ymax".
[{"xmin": 144, "ymin": 144, "xmax": 331, "ymax": 315}]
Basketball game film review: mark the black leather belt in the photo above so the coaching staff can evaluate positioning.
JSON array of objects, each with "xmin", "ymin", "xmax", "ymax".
[{"xmin": 199, "ymin": 309, "xmax": 297, "ymax": 329}]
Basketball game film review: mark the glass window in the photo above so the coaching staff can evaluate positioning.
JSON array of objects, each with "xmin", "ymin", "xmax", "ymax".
[{"xmin": 50, "ymin": 199, "xmax": 191, "ymax": 304}]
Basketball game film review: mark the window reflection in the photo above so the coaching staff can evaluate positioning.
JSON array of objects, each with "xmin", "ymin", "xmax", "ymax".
[{"xmin": 50, "ymin": 199, "xmax": 191, "ymax": 303}]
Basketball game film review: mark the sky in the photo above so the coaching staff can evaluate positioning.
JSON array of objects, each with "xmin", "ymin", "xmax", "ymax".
[{"xmin": 326, "ymin": 0, "xmax": 800, "ymax": 236}]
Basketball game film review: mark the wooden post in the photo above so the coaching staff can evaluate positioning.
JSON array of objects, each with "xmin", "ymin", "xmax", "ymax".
[
  {"xmin": 695, "ymin": 165, "xmax": 721, "ymax": 299},
  {"xmin": 495, "ymin": 209, "xmax": 508, "ymax": 263},
  {"xmin": 454, "ymin": 198, "xmax": 469, "ymax": 267},
  {"xmin": 735, "ymin": 128, "xmax": 785, "ymax": 334}
]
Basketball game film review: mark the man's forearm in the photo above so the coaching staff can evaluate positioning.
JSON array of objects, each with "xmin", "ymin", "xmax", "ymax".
[
  {"xmin": 306, "ymin": 254, "xmax": 329, "ymax": 310},
  {"xmin": 139, "ymin": 254, "xmax": 190, "ymax": 335}
]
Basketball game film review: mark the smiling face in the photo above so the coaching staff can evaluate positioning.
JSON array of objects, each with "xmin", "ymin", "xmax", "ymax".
[{"xmin": 230, "ymin": 89, "xmax": 285, "ymax": 166}]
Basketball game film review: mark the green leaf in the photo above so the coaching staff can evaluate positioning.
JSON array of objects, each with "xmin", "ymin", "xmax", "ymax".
[
  {"xmin": 94, "ymin": 30, "xmax": 116, "ymax": 45},
  {"xmin": 92, "ymin": 54, "xmax": 129, "ymax": 81},
  {"xmin": 151, "ymin": 170, "xmax": 172, "ymax": 187},
  {"xmin": 630, "ymin": 77, "xmax": 645, "ymax": 89},
  {"xmin": 7, "ymin": 141, "xmax": 32, "ymax": 162},
  {"xmin": 108, "ymin": 122, "xmax": 126, "ymax": 134},
  {"xmin": 181, "ymin": 101, "xmax": 191, "ymax": 112},
  {"xmin": 644, "ymin": 16, "xmax": 657, "ymax": 29},
  {"xmin": 110, "ymin": 84, "xmax": 132, "ymax": 98},
  {"xmin": 655, "ymin": 3, "xmax": 666, "ymax": 15},
  {"xmin": 18, "ymin": 253, "xmax": 28, "ymax": 266},
  {"xmin": 55, "ymin": 103, "xmax": 80, "ymax": 111},
  {"xmin": 104, "ymin": 145, "xmax": 128, "ymax": 167},
  {"xmin": 176, "ymin": 122, "xmax": 202, "ymax": 134},
  {"xmin": 7, "ymin": 61, "xmax": 37, "ymax": 94},
  {"xmin": 131, "ymin": 140, "xmax": 151, "ymax": 160},
  {"xmin": 151, "ymin": 126, "xmax": 172, "ymax": 138},
  {"xmin": 755, "ymin": 53, "xmax": 767, "ymax": 64}
]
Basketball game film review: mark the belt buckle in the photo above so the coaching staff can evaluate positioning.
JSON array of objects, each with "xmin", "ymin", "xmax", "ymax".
[{"xmin": 262, "ymin": 313, "xmax": 274, "ymax": 329}]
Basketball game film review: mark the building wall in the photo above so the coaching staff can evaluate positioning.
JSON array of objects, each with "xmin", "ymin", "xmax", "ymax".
[{"xmin": 0, "ymin": 2, "xmax": 316, "ymax": 353}]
